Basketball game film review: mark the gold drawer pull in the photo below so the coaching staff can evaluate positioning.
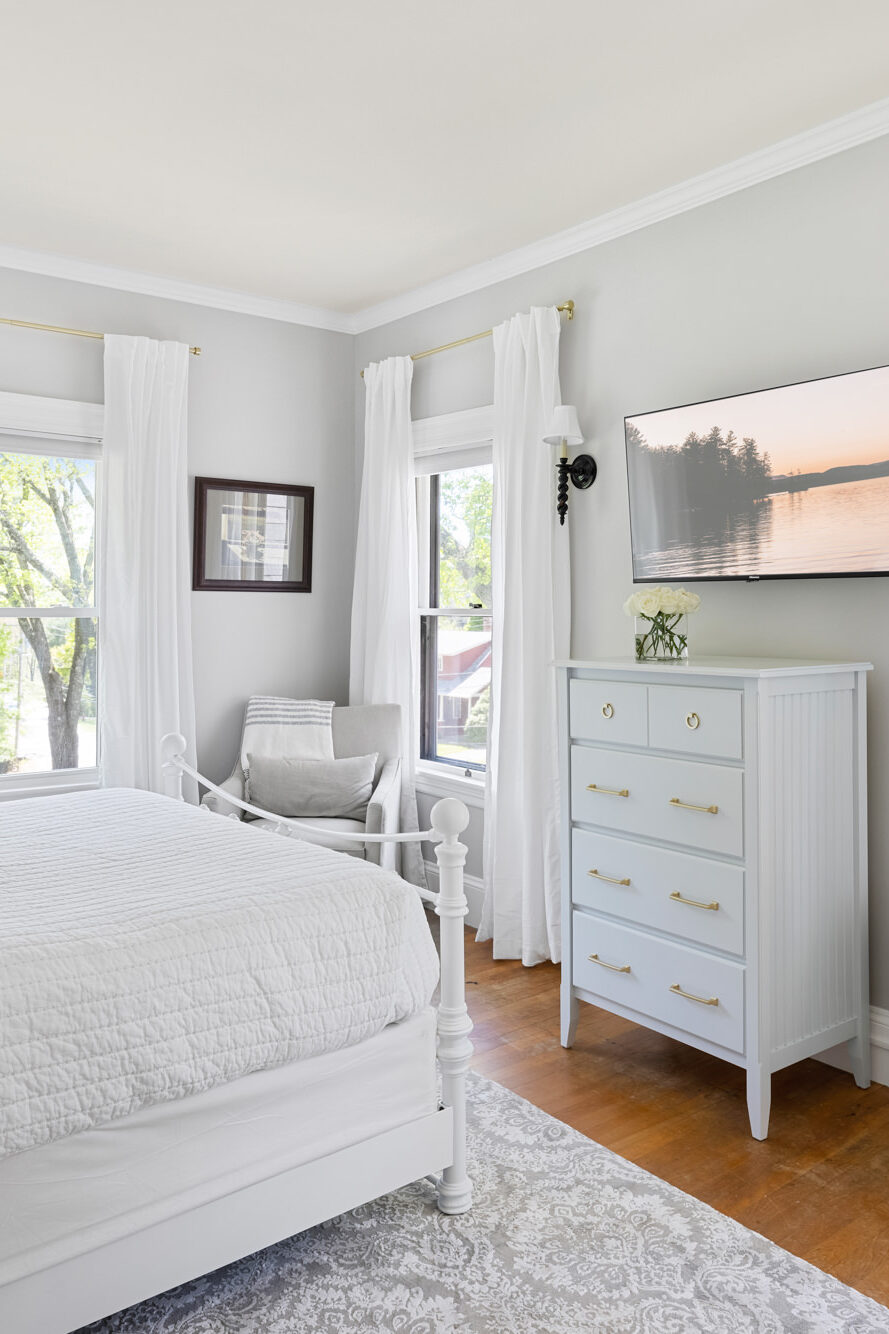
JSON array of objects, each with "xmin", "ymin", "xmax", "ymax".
[
  {"xmin": 670, "ymin": 890, "xmax": 719, "ymax": 911},
  {"xmin": 589, "ymin": 868, "xmax": 631, "ymax": 887},
  {"xmin": 587, "ymin": 783, "xmax": 629, "ymax": 798},
  {"xmin": 601, "ymin": 702, "xmax": 614, "ymax": 719},
  {"xmin": 670, "ymin": 982, "xmax": 718, "ymax": 1007},
  {"xmin": 588, "ymin": 953, "xmax": 631, "ymax": 974},
  {"xmin": 685, "ymin": 712, "xmax": 700, "ymax": 730},
  {"xmin": 669, "ymin": 797, "xmax": 719, "ymax": 814}
]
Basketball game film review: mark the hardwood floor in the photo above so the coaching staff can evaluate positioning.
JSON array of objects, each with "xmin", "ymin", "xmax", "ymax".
[{"xmin": 463, "ymin": 929, "xmax": 889, "ymax": 1307}]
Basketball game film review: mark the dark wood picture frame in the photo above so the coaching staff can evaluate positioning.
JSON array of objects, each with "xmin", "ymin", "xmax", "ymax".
[{"xmin": 193, "ymin": 476, "xmax": 314, "ymax": 592}]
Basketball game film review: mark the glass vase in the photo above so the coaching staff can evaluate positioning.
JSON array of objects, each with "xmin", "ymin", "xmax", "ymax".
[{"xmin": 634, "ymin": 613, "xmax": 688, "ymax": 664}]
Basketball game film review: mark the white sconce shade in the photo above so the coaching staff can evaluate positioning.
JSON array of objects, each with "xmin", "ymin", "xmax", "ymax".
[
  {"xmin": 543, "ymin": 404, "xmax": 584, "ymax": 447},
  {"xmin": 544, "ymin": 404, "xmax": 596, "ymax": 525}
]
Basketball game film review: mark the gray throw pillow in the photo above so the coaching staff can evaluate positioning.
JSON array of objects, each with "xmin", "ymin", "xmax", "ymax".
[{"xmin": 245, "ymin": 752, "xmax": 378, "ymax": 821}]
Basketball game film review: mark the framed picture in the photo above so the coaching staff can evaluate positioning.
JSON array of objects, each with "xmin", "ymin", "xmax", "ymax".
[{"xmin": 193, "ymin": 476, "xmax": 314, "ymax": 592}]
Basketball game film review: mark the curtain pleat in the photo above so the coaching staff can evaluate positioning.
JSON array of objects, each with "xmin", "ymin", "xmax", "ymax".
[
  {"xmin": 478, "ymin": 307, "xmax": 564, "ymax": 963},
  {"xmin": 349, "ymin": 356, "xmax": 425, "ymax": 886},
  {"xmin": 99, "ymin": 335, "xmax": 197, "ymax": 800}
]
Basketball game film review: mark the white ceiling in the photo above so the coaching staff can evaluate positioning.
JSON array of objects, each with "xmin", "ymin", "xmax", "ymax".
[{"xmin": 1, "ymin": 1, "xmax": 889, "ymax": 316}]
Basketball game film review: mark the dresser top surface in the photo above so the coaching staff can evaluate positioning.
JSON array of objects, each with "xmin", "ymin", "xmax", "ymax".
[{"xmin": 555, "ymin": 655, "xmax": 873, "ymax": 678}]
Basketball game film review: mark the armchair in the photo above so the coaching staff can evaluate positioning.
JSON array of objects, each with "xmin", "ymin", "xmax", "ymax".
[{"xmin": 201, "ymin": 702, "xmax": 403, "ymax": 871}]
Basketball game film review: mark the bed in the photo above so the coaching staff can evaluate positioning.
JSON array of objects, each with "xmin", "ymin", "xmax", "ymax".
[{"xmin": 0, "ymin": 734, "xmax": 472, "ymax": 1334}]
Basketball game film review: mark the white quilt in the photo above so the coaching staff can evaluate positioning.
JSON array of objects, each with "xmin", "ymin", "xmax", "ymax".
[{"xmin": 0, "ymin": 788, "xmax": 439, "ymax": 1159}]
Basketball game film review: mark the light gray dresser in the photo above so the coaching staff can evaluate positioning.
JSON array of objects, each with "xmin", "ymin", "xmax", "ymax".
[{"xmin": 556, "ymin": 656, "xmax": 871, "ymax": 1138}]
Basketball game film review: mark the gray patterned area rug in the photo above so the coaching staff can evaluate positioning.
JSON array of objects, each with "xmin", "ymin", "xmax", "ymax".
[{"xmin": 81, "ymin": 1073, "xmax": 889, "ymax": 1333}]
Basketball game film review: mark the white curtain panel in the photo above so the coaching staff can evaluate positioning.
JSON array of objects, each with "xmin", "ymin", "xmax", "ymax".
[
  {"xmin": 100, "ymin": 335, "xmax": 197, "ymax": 800},
  {"xmin": 478, "ymin": 307, "xmax": 565, "ymax": 964},
  {"xmin": 350, "ymin": 356, "xmax": 425, "ymax": 887}
]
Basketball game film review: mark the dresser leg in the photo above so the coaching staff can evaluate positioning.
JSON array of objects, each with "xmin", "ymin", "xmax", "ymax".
[
  {"xmin": 746, "ymin": 1065, "xmax": 771, "ymax": 1140},
  {"xmin": 848, "ymin": 1027, "xmax": 871, "ymax": 1089},
  {"xmin": 561, "ymin": 991, "xmax": 578, "ymax": 1048}
]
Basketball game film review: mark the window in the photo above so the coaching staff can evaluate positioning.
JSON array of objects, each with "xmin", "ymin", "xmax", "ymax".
[
  {"xmin": 0, "ymin": 450, "xmax": 98, "ymax": 777},
  {"xmin": 418, "ymin": 462, "xmax": 492, "ymax": 771}
]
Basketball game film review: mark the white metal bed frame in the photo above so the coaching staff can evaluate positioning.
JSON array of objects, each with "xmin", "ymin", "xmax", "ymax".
[{"xmin": 1, "ymin": 734, "xmax": 473, "ymax": 1334}]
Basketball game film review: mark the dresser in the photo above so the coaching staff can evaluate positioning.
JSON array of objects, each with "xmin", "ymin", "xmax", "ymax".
[{"xmin": 556, "ymin": 657, "xmax": 871, "ymax": 1138}]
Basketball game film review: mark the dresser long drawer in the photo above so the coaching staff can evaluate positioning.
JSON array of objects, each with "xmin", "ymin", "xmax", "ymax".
[
  {"xmin": 572, "ymin": 912, "xmax": 745, "ymax": 1053},
  {"xmin": 571, "ymin": 744, "xmax": 743, "ymax": 858},
  {"xmin": 572, "ymin": 829, "xmax": 744, "ymax": 955}
]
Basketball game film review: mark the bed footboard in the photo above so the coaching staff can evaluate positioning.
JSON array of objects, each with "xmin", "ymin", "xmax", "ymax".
[
  {"xmin": 431, "ymin": 796, "xmax": 473, "ymax": 1214},
  {"xmin": 160, "ymin": 731, "xmax": 473, "ymax": 1216}
]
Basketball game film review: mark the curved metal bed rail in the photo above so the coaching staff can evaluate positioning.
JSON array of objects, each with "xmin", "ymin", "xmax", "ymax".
[
  {"xmin": 161, "ymin": 732, "xmax": 433, "ymax": 843},
  {"xmin": 159, "ymin": 731, "xmax": 474, "ymax": 1216}
]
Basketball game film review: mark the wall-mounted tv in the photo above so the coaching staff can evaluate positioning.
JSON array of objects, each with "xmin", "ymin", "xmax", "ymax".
[{"xmin": 625, "ymin": 364, "xmax": 889, "ymax": 582}]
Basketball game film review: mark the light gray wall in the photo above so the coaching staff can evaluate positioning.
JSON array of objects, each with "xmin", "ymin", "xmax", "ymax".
[
  {"xmin": 356, "ymin": 135, "xmax": 889, "ymax": 1006},
  {"xmin": 0, "ymin": 267, "xmax": 355, "ymax": 782}
]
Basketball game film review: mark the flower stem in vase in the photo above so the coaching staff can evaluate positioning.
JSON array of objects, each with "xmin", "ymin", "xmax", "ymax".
[{"xmin": 624, "ymin": 587, "xmax": 699, "ymax": 663}]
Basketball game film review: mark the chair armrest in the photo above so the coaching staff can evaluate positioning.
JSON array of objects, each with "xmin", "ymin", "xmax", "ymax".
[
  {"xmin": 365, "ymin": 758, "xmax": 401, "ymax": 870},
  {"xmin": 200, "ymin": 769, "xmax": 245, "ymax": 820}
]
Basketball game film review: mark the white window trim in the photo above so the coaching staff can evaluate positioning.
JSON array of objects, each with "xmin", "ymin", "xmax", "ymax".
[
  {"xmin": 0, "ymin": 390, "xmax": 102, "ymax": 798},
  {"xmin": 412, "ymin": 404, "xmax": 493, "ymax": 458},
  {"xmin": 0, "ymin": 390, "xmax": 103, "ymax": 449},
  {"xmin": 416, "ymin": 759, "xmax": 485, "ymax": 808},
  {"xmin": 0, "ymin": 768, "xmax": 99, "ymax": 801},
  {"xmin": 413, "ymin": 405, "xmax": 493, "ymax": 800}
]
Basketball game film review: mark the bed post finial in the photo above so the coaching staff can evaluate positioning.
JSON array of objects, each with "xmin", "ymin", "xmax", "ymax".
[
  {"xmin": 431, "ymin": 797, "xmax": 473, "ymax": 1215},
  {"xmin": 160, "ymin": 732, "xmax": 187, "ymax": 801}
]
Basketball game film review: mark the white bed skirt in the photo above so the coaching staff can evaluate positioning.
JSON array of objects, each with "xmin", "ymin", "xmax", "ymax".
[{"xmin": 0, "ymin": 1008, "xmax": 437, "ymax": 1287}]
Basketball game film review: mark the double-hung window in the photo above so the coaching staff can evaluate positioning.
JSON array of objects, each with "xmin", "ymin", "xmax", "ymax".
[
  {"xmin": 417, "ymin": 459, "xmax": 492, "ymax": 773},
  {"xmin": 0, "ymin": 399, "xmax": 101, "ymax": 782}
]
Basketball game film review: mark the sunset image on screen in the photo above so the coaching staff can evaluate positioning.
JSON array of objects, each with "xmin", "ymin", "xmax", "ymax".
[{"xmin": 625, "ymin": 364, "xmax": 889, "ymax": 580}]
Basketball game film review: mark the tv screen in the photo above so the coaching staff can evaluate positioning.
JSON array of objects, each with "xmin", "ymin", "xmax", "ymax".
[{"xmin": 625, "ymin": 364, "xmax": 889, "ymax": 581}]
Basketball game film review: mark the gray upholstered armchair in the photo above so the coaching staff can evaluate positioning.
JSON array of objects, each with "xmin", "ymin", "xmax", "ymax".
[{"xmin": 201, "ymin": 702, "xmax": 403, "ymax": 871}]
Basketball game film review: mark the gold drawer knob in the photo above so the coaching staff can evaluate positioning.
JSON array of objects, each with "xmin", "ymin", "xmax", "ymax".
[
  {"xmin": 670, "ymin": 890, "xmax": 719, "ymax": 911},
  {"xmin": 587, "ymin": 783, "xmax": 630, "ymax": 798},
  {"xmin": 588, "ymin": 953, "xmax": 631, "ymax": 974},
  {"xmin": 670, "ymin": 982, "xmax": 719, "ymax": 1007},
  {"xmin": 669, "ymin": 797, "xmax": 719, "ymax": 814},
  {"xmin": 601, "ymin": 702, "xmax": 614, "ymax": 719},
  {"xmin": 589, "ymin": 868, "xmax": 631, "ymax": 887},
  {"xmin": 686, "ymin": 712, "xmax": 701, "ymax": 730}
]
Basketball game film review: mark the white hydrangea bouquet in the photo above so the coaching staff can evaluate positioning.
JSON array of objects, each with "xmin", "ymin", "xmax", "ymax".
[{"xmin": 623, "ymin": 586, "xmax": 701, "ymax": 663}]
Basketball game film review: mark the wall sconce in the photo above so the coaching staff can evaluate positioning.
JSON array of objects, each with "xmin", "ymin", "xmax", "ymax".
[{"xmin": 543, "ymin": 405, "xmax": 597, "ymax": 525}]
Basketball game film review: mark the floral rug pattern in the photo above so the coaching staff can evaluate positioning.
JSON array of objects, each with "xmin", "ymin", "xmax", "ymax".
[{"xmin": 81, "ymin": 1073, "xmax": 889, "ymax": 1332}]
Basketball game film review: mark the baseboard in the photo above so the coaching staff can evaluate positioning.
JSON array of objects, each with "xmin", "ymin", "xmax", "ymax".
[
  {"xmin": 815, "ymin": 1006, "xmax": 889, "ymax": 1087},
  {"xmin": 424, "ymin": 860, "xmax": 484, "ymax": 931}
]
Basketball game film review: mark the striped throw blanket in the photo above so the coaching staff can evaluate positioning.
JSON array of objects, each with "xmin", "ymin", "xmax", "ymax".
[{"xmin": 239, "ymin": 696, "xmax": 335, "ymax": 772}]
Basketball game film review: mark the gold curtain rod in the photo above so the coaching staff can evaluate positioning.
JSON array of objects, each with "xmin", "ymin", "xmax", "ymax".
[
  {"xmin": 359, "ymin": 300, "xmax": 574, "ymax": 378},
  {"xmin": 0, "ymin": 315, "xmax": 202, "ymax": 356}
]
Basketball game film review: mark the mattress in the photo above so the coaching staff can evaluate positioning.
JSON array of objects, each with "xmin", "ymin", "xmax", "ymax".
[
  {"xmin": 1, "ymin": 787, "xmax": 439, "ymax": 1157},
  {"xmin": 0, "ymin": 1006, "xmax": 437, "ymax": 1285}
]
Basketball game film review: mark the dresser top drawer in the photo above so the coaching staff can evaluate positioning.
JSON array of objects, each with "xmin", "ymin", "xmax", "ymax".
[
  {"xmin": 648, "ymin": 684, "xmax": 742, "ymax": 761},
  {"xmin": 570, "ymin": 679, "xmax": 647, "ymax": 747},
  {"xmin": 568, "ymin": 676, "xmax": 743, "ymax": 762}
]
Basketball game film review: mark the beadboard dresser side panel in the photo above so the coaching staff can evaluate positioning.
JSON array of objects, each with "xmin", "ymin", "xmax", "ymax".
[{"xmin": 760, "ymin": 676, "xmax": 858, "ymax": 1060}]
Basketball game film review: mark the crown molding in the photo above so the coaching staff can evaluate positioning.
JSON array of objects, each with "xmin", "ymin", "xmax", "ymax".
[
  {"xmin": 1, "ymin": 97, "xmax": 887, "ymax": 337},
  {"xmin": 351, "ymin": 96, "xmax": 889, "ymax": 333},
  {"xmin": 0, "ymin": 244, "xmax": 355, "ymax": 334}
]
